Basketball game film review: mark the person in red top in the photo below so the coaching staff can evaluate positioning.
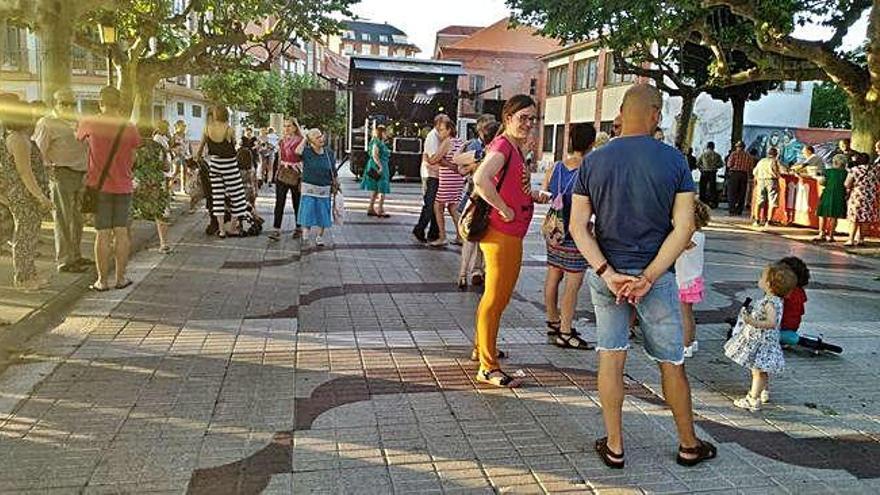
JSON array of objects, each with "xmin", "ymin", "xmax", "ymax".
[
  {"xmin": 470, "ymin": 95, "xmax": 550, "ymax": 387},
  {"xmin": 268, "ymin": 118, "xmax": 305, "ymax": 241},
  {"xmin": 778, "ymin": 256, "xmax": 810, "ymax": 345},
  {"xmin": 76, "ymin": 86, "xmax": 141, "ymax": 291}
]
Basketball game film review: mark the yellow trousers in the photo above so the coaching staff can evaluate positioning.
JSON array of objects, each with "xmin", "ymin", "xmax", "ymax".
[{"xmin": 475, "ymin": 227, "xmax": 523, "ymax": 371}]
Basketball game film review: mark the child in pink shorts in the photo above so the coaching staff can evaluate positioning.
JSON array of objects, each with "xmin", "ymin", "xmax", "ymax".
[{"xmin": 676, "ymin": 200, "xmax": 711, "ymax": 357}]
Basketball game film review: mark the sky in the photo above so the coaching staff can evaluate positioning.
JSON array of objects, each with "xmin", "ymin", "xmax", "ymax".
[
  {"xmin": 348, "ymin": 0, "xmax": 511, "ymax": 57},
  {"xmin": 346, "ymin": 0, "xmax": 869, "ymax": 57}
]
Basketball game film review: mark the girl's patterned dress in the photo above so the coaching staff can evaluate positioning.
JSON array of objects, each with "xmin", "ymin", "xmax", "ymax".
[
  {"xmin": 132, "ymin": 139, "xmax": 172, "ymax": 222},
  {"xmin": 724, "ymin": 295, "xmax": 785, "ymax": 373}
]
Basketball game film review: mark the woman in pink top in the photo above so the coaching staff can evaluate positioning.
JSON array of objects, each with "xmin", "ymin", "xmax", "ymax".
[
  {"xmin": 471, "ymin": 95, "xmax": 549, "ymax": 387},
  {"xmin": 268, "ymin": 118, "xmax": 305, "ymax": 241}
]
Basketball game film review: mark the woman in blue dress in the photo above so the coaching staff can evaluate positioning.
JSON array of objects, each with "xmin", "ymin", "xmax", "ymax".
[
  {"xmin": 542, "ymin": 123, "xmax": 596, "ymax": 349},
  {"xmin": 295, "ymin": 128, "xmax": 336, "ymax": 247},
  {"xmin": 360, "ymin": 124, "xmax": 391, "ymax": 217}
]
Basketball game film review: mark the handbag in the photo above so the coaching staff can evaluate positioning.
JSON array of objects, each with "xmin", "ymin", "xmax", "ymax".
[
  {"xmin": 541, "ymin": 165, "xmax": 577, "ymax": 247},
  {"xmin": 276, "ymin": 164, "xmax": 301, "ymax": 186},
  {"xmin": 366, "ymin": 166, "xmax": 382, "ymax": 181},
  {"xmin": 457, "ymin": 137, "xmax": 514, "ymax": 242},
  {"xmin": 82, "ymin": 122, "xmax": 127, "ymax": 214}
]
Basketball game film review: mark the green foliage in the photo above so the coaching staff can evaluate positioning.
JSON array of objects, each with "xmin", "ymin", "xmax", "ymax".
[
  {"xmin": 809, "ymin": 82, "xmax": 851, "ymax": 129},
  {"xmin": 199, "ymin": 70, "xmax": 345, "ymax": 135}
]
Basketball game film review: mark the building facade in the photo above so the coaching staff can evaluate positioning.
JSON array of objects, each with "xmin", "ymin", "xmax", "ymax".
[
  {"xmin": 539, "ymin": 41, "xmax": 815, "ymax": 166},
  {"xmin": 433, "ymin": 25, "xmax": 482, "ymax": 58},
  {"xmin": 435, "ymin": 18, "xmax": 560, "ymax": 120},
  {"xmin": 329, "ymin": 21, "xmax": 419, "ymax": 58}
]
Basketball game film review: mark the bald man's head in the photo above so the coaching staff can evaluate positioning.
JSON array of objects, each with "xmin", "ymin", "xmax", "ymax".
[{"xmin": 619, "ymin": 84, "xmax": 662, "ymax": 137}]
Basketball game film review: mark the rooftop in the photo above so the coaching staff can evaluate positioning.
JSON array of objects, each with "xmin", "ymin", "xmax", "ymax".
[
  {"xmin": 442, "ymin": 18, "xmax": 560, "ymax": 57},
  {"xmin": 343, "ymin": 20, "xmax": 406, "ymax": 37},
  {"xmin": 436, "ymin": 25, "xmax": 483, "ymax": 36}
]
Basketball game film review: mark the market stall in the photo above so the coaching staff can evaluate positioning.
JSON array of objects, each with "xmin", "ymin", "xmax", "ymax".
[{"xmin": 751, "ymin": 173, "xmax": 880, "ymax": 238}]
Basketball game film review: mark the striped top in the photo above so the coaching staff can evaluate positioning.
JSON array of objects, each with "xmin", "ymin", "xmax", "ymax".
[{"xmin": 436, "ymin": 137, "xmax": 466, "ymax": 204}]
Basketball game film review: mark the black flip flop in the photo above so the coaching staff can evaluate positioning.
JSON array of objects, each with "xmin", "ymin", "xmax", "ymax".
[
  {"xmin": 115, "ymin": 279, "xmax": 134, "ymax": 290},
  {"xmin": 89, "ymin": 283, "xmax": 110, "ymax": 292},
  {"xmin": 676, "ymin": 439, "xmax": 717, "ymax": 467},
  {"xmin": 595, "ymin": 437, "xmax": 625, "ymax": 469}
]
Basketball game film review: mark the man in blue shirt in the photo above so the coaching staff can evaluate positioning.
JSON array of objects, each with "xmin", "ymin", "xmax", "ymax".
[{"xmin": 570, "ymin": 84, "xmax": 716, "ymax": 469}]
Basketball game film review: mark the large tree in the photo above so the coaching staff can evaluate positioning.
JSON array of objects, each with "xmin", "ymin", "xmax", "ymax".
[
  {"xmin": 702, "ymin": 0, "xmax": 877, "ymax": 152},
  {"xmin": 69, "ymin": 0, "xmax": 354, "ymax": 125},
  {"xmin": 508, "ymin": 0, "xmax": 778, "ymax": 149}
]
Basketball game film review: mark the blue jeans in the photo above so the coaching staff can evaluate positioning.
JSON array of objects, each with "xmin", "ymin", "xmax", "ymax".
[
  {"xmin": 587, "ymin": 269, "xmax": 684, "ymax": 364},
  {"xmin": 414, "ymin": 177, "xmax": 439, "ymax": 240}
]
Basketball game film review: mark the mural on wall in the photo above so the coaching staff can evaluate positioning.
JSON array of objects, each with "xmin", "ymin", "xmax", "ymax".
[{"xmin": 743, "ymin": 126, "xmax": 851, "ymax": 165}]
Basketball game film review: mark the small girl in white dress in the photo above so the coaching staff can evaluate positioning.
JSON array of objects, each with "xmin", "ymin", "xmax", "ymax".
[{"xmin": 724, "ymin": 263, "xmax": 798, "ymax": 411}]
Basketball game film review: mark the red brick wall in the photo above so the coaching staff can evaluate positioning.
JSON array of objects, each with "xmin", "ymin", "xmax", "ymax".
[{"xmin": 441, "ymin": 48, "xmax": 545, "ymax": 118}]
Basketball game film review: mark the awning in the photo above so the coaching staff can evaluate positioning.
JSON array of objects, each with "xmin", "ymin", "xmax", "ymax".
[{"xmin": 350, "ymin": 56, "xmax": 466, "ymax": 76}]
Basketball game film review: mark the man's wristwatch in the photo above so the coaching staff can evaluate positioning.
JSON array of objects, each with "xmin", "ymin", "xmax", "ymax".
[{"xmin": 595, "ymin": 261, "xmax": 609, "ymax": 277}]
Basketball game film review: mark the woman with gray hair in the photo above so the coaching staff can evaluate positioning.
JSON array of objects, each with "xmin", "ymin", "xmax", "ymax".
[{"xmin": 294, "ymin": 127, "xmax": 337, "ymax": 246}]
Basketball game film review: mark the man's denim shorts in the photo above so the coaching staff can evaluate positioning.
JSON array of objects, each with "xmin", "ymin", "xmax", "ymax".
[{"xmin": 587, "ymin": 269, "xmax": 684, "ymax": 364}]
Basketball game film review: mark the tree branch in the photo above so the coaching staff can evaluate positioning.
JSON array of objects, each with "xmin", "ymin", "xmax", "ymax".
[{"xmin": 702, "ymin": 0, "xmax": 869, "ymax": 95}]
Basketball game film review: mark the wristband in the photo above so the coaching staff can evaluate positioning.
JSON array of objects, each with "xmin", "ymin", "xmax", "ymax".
[{"xmin": 595, "ymin": 261, "xmax": 609, "ymax": 277}]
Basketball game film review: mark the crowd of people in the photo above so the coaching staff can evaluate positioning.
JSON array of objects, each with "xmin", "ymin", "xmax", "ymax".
[
  {"xmin": 0, "ymin": 85, "xmax": 345, "ymax": 291},
  {"xmin": 685, "ymin": 136, "xmax": 880, "ymax": 246},
  {"xmin": 401, "ymin": 83, "xmax": 879, "ymax": 470}
]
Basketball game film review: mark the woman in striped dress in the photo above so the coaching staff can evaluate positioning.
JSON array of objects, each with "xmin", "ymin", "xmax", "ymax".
[
  {"xmin": 542, "ymin": 123, "xmax": 596, "ymax": 349},
  {"xmin": 196, "ymin": 105, "xmax": 250, "ymax": 238},
  {"xmin": 430, "ymin": 120, "xmax": 465, "ymax": 247}
]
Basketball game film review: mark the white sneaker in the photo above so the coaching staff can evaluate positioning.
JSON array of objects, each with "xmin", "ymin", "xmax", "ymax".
[
  {"xmin": 683, "ymin": 345, "xmax": 695, "ymax": 358},
  {"xmin": 691, "ymin": 340, "xmax": 699, "ymax": 353},
  {"xmin": 733, "ymin": 394, "xmax": 762, "ymax": 412},
  {"xmin": 315, "ymin": 236, "xmax": 325, "ymax": 247},
  {"xmin": 760, "ymin": 389, "xmax": 770, "ymax": 403}
]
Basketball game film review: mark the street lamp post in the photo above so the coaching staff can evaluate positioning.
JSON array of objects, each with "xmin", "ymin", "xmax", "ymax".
[{"xmin": 98, "ymin": 22, "xmax": 117, "ymax": 87}]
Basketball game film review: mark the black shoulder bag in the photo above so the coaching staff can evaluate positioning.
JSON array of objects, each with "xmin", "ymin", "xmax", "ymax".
[
  {"xmin": 82, "ymin": 123, "xmax": 127, "ymax": 214},
  {"xmin": 457, "ymin": 137, "xmax": 514, "ymax": 242}
]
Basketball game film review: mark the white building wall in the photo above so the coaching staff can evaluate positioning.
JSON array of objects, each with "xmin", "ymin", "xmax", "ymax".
[{"xmin": 662, "ymin": 82, "xmax": 815, "ymax": 156}]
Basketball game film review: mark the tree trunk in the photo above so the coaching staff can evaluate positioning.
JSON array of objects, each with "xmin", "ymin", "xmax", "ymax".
[
  {"xmin": 730, "ymin": 94, "xmax": 746, "ymax": 146},
  {"xmin": 132, "ymin": 75, "xmax": 157, "ymax": 130},
  {"xmin": 674, "ymin": 93, "xmax": 696, "ymax": 150},
  {"xmin": 36, "ymin": 0, "xmax": 74, "ymax": 102},
  {"xmin": 849, "ymin": 97, "xmax": 880, "ymax": 154}
]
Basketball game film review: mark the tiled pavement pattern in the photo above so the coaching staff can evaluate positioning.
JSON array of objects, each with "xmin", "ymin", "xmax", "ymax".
[{"xmin": 1, "ymin": 173, "xmax": 879, "ymax": 494}]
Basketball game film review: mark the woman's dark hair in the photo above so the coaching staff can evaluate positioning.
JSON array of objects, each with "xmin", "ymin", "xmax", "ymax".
[
  {"xmin": 570, "ymin": 123, "xmax": 597, "ymax": 154},
  {"xmin": 778, "ymin": 256, "xmax": 810, "ymax": 288},
  {"xmin": 500, "ymin": 94, "xmax": 536, "ymax": 127},
  {"xmin": 481, "ymin": 121, "xmax": 501, "ymax": 142}
]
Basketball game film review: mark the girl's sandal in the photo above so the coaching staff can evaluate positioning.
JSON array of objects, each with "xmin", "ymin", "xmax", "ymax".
[
  {"xmin": 476, "ymin": 369, "xmax": 520, "ymax": 388},
  {"xmin": 553, "ymin": 329, "xmax": 595, "ymax": 350},
  {"xmin": 595, "ymin": 437, "xmax": 624, "ymax": 469},
  {"xmin": 470, "ymin": 349, "xmax": 507, "ymax": 362},
  {"xmin": 457, "ymin": 275, "xmax": 468, "ymax": 291},
  {"xmin": 676, "ymin": 439, "xmax": 717, "ymax": 467},
  {"xmin": 470, "ymin": 272, "xmax": 484, "ymax": 286},
  {"xmin": 546, "ymin": 320, "xmax": 561, "ymax": 343}
]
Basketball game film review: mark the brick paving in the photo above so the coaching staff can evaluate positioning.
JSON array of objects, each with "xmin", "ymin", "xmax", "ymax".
[{"xmin": 0, "ymin": 174, "xmax": 879, "ymax": 494}]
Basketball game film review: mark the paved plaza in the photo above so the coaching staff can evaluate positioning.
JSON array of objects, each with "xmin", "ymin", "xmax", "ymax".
[{"xmin": 1, "ymin": 175, "xmax": 879, "ymax": 494}]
